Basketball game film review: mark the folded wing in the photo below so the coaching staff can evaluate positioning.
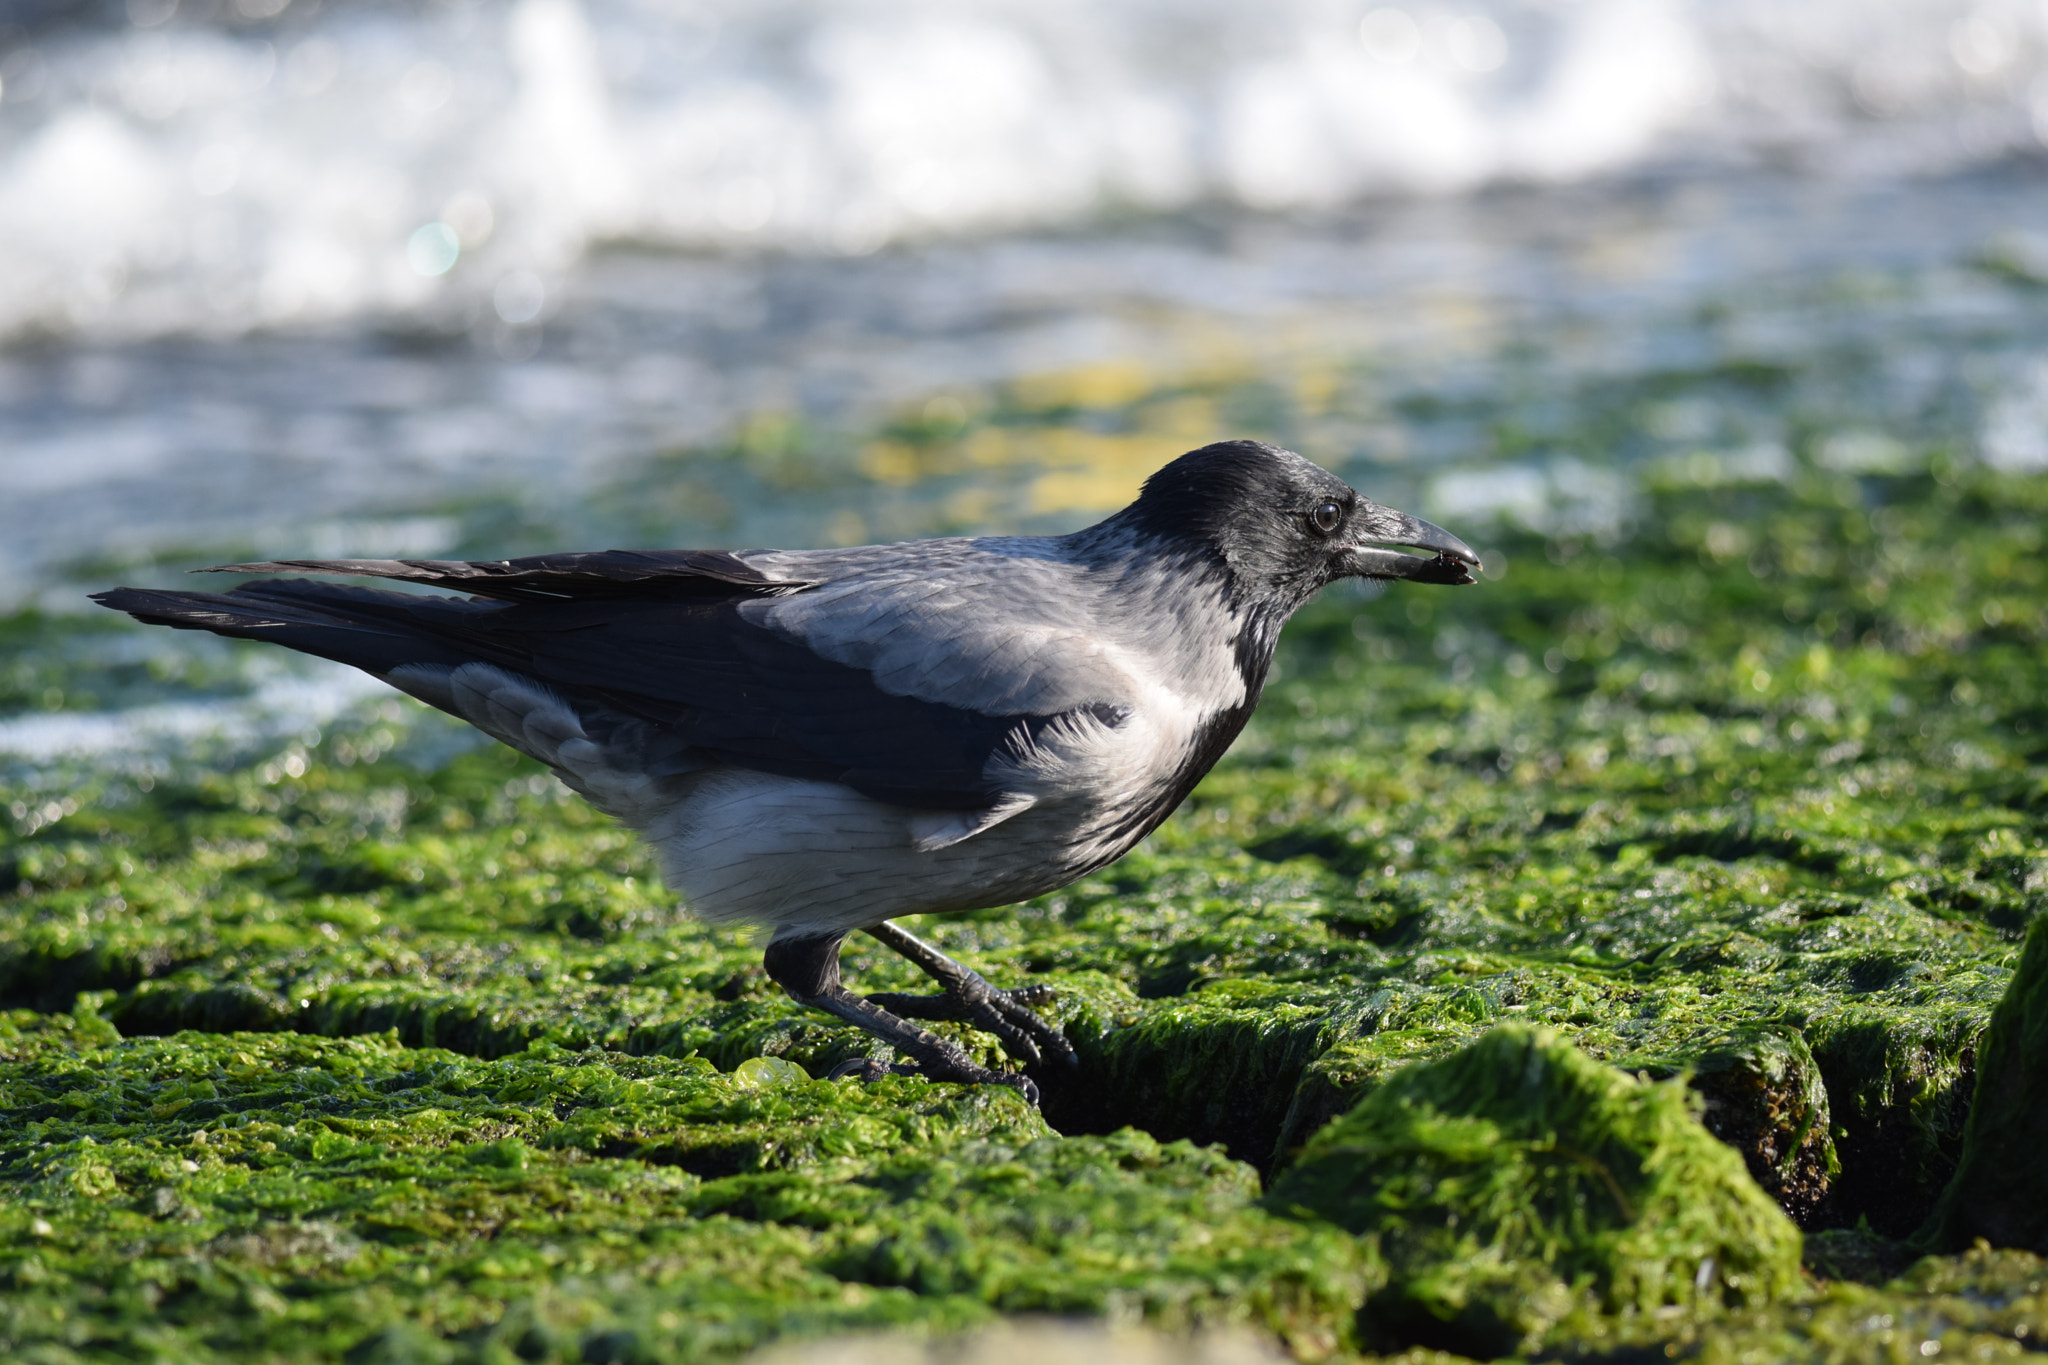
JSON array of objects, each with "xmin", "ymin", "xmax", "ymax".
[{"xmin": 93, "ymin": 549, "xmax": 1082, "ymax": 816}]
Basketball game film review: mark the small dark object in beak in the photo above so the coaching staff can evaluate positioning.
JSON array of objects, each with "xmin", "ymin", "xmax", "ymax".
[
  {"xmin": 1412, "ymin": 551, "xmax": 1480, "ymax": 586},
  {"xmin": 1345, "ymin": 510, "xmax": 1481, "ymax": 586}
]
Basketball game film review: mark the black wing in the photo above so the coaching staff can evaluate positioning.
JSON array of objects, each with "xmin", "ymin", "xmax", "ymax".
[
  {"xmin": 201, "ymin": 548, "xmax": 815, "ymax": 602},
  {"xmin": 92, "ymin": 566, "xmax": 1034, "ymax": 812}
]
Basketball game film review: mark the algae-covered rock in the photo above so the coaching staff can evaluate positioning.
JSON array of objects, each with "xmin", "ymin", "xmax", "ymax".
[
  {"xmin": 1924, "ymin": 912, "xmax": 2048, "ymax": 1253},
  {"xmin": 1806, "ymin": 1001, "xmax": 1988, "ymax": 1235},
  {"xmin": 1271, "ymin": 1025, "xmax": 1471, "ymax": 1170},
  {"xmin": 0, "ymin": 1014, "xmax": 1369, "ymax": 1362},
  {"xmin": 1266, "ymin": 1024, "xmax": 1803, "ymax": 1357},
  {"xmin": 1671, "ymin": 1025, "xmax": 1838, "ymax": 1226}
]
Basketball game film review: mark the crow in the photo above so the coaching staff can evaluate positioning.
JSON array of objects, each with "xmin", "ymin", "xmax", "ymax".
[{"xmin": 95, "ymin": 440, "xmax": 1477, "ymax": 1104}]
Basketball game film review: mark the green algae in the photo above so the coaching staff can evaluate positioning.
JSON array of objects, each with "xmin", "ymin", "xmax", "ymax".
[
  {"xmin": 0, "ymin": 1012, "xmax": 1370, "ymax": 1363},
  {"xmin": 1652, "ymin": 1244, "xmax": 2048, "ymax": 1363},
  {"xmin": 1671, "ymin": 1023, "xmax": 1837, "ymax": 1224},
  {"xmin": 1266, "ymin": 1025, "xmax": 1802, "ymax": 1358},
  {"xmin": 1924, "ymin": 912, "xmax": 2048, "ymax": 1255}
]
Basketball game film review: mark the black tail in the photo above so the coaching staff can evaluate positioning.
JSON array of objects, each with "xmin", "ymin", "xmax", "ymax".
[
  {"xmin": 93, "ymin": 548, "xmax": 807, "ymax": 680},
  {"xmin": 91, "ymin": 579, "xmax": 493, "ymax": 679}
]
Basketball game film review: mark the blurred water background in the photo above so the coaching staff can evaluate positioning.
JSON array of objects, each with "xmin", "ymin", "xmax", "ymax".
[{"xmin": 3, "ymin": 0, "xmax": 2048, "ymax": 778}]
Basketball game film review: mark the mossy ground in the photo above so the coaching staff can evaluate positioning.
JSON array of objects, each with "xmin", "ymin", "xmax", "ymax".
[
  {"xmin": 1268, "ymin": 1026, "xmax": 1804, "ymax": 1358},
  {"xmin": 4, "ymin": 298, "xmax": 2048, "ymax": 1360}
]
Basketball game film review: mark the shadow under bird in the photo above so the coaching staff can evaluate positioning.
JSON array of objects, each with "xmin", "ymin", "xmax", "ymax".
[{"xmin": 95, "ymin": 440, "xmax": 1478, "ymax": 1104}]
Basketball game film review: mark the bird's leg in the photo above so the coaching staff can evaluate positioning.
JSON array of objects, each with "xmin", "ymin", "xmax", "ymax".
[
  {"xmin": 860, "ymin": 919, "xmax": 1078, "ymax": 1073},
  {"xmin": 761, "ymin": 927, "xmax": 1040, "ymax": 1106}
]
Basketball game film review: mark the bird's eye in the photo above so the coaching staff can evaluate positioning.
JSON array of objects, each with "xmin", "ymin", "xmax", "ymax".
[{"xmin": 1310, "ymin": 501, "xmax": 1343, "ymax": 534}]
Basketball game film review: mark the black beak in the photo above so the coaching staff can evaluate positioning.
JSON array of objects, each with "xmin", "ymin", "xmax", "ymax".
[{"xmin": 1341, "ymin": 506, "xmax": 1481, "ymax": 585}]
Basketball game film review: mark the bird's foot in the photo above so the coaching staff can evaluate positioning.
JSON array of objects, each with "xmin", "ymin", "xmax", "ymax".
[
  {"xmin": 826, "ymin": 1052, "xmax": 1040, "ymax": 1107},
  {"xmin": 866, "ymin": 977, "xmax": 1076, "ymax": 1073},
  {"xmin": 860, "ymin": 920, "xmax": 1078, "ymax": 1075},
  {"xmin": 763, "ymin": 926, "xmax": 1051, "ymax": 1108}
]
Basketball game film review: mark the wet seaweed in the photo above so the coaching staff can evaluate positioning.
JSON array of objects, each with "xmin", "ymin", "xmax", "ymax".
[{"xmin": 1267, "ymin": 1025, "xmax": 1803, "ymax": 1358}]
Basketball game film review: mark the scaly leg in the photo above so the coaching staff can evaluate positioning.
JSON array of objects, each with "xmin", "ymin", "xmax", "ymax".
[
  {"xmin": 862, "ymin": 920, "xmax": 1078, "ymax": 1073},
  {"xmin": 762, "ymin": 927, "xmax": 1040, "ymax": 1105}
]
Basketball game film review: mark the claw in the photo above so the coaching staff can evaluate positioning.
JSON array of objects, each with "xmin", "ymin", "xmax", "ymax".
[
  {"xmin": 867, "ymin": 981, "xmax": 1075, "ymax": 1072},
  {"xmin": 993, "ymin": 987, "xmax": 1079, "ymax": 1070}
]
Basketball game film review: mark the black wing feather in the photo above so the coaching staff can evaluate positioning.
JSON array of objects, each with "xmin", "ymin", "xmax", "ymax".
[
  {"xmin": 200, "ymin": 549, "xmax": 815, "ymax": 602},
  {"xmin": 93, "ymin": 574, "xmax": 1030, "ymax": 811}
]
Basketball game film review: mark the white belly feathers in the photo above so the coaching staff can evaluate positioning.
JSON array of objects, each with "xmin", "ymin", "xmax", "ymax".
[{"xmin": 391, "ymin": 660, "xmax": 1213, "ymax": 935}]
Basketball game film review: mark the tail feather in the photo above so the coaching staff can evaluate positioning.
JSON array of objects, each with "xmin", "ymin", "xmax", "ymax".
[{"xmin": 91, "ymin": 580, "xmax": 487, "ymax": 679}]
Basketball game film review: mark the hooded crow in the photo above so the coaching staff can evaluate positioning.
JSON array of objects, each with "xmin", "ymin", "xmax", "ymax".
[{"xmin": 94, "ymin": 440, "xmax": 1477, "ymax": 1104}]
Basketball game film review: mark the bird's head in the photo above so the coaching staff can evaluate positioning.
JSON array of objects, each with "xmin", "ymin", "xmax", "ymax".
[{"xmin": 1115, "ymin": 440, "xmax": 1480, "ymax": 610}]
